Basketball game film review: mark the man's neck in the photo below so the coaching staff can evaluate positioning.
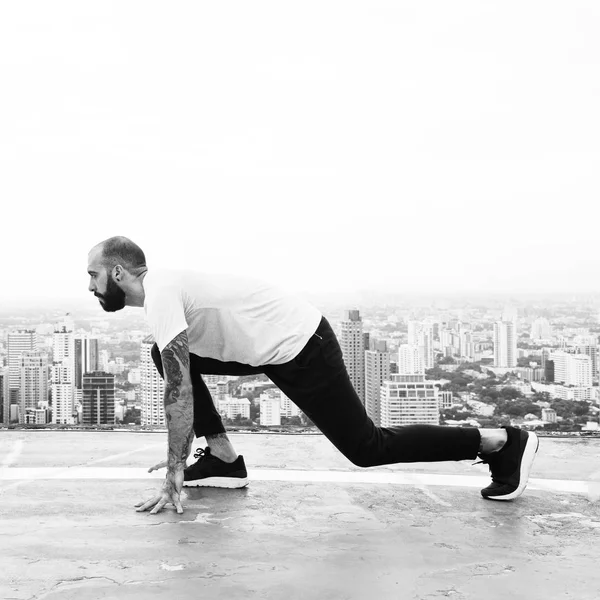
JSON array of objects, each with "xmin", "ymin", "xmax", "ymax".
[{"xmin": 126, "ymin": 270, "xmax": 148, "ymax": 308}]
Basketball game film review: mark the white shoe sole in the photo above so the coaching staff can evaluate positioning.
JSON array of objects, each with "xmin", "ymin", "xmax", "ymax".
[
  {"xmin": 183, "ymin": 476, "xmax": 249, "ymax": 489},
  {"xmin": 486, "ymin": 432, "xmax": 539, "ymax": 501}
]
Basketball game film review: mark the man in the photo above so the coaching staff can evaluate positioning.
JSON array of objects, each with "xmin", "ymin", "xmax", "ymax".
[{"xmin": 87, "ymin": 236, "xmax": 539, "ymax": 515}]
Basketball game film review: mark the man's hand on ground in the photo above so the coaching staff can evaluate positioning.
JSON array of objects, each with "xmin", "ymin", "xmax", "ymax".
[{"xmin": 135, "ymin": 465, "xmax": 185, "ymax": 514}]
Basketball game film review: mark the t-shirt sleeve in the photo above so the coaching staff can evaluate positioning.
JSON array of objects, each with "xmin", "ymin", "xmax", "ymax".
[{"xmin": 145, "ymin": 285, "xmax": 189, "ymax": 353}]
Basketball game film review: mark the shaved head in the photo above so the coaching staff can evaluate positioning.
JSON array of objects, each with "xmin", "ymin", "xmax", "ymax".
[{"xmin": 91, "ymin": 236, "xmax": 147, "ymax": 276}]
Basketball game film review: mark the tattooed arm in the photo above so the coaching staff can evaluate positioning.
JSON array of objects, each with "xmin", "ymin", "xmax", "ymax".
[{"xmin": 135, "ymin": 330, "xmax": 194, "ymax": 515}]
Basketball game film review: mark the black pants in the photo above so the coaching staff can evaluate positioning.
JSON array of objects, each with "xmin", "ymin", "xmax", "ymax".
[{"xmin": 151, "ymin": 316, "xmax": 481, "ymax": 466}]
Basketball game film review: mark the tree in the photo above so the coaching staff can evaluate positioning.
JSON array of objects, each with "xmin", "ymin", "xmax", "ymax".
[
  {"xmin": 123, "ymin": 407, "xmax": 141, "ymax": 425},
  {"xmin": 438, "ymin": 356, "xmax": 456, "ymax": 365},
  {"xmin": 573, "ymin": 401, "xmax": 590, "ymax": 417},
  {"xmin": 532, "ymin": 392, "xmax": 551, "ymax": 404},
  {"xmin": 500, "ymin": 387, "xmax": 523, "ymax": 400}
]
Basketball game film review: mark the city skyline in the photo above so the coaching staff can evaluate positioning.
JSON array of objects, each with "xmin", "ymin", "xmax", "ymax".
[{"xmin": 1, "ymin": 2, "xmax": 600, "ymax": 302}]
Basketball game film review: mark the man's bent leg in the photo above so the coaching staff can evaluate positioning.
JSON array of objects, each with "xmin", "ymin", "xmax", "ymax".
[{"xmin": 151, "ymin": 344, "xmax": 226, "ymax": 439}]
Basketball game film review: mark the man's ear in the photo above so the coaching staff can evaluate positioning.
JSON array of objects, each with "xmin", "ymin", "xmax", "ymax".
[{"xmin": 113, "ymin": 265, "xmax": 123, "ymax": 282}]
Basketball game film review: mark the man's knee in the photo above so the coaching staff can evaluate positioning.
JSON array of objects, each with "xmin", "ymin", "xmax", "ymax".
[
  {"xmin": 338, "ymin": 443, "xmax": 377, "ymax": 468},
  {"xmin": 346, "ymin": 453, "xmax": 375, "ymax": 468}
]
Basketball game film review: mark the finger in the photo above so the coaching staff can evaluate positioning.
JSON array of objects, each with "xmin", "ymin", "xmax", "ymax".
[
  {"xmin": 148, "ymin": 460, "xmax": 168, "ymax": 473},
  {"xmin": 150, "ymin": 498, "xmax": 168, "ymax": 515},
  {"xmin": 174, "ymin": 495, "xmax": 184, "ymax": 514},
  {"xmin": 135, "ymin": 495, "xmax": 161, "ymax": 512}
]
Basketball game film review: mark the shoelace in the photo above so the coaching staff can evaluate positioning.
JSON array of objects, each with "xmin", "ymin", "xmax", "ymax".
[{"xmin": 193, "ymin": 448, "xmax": 206, "ymax": 460}]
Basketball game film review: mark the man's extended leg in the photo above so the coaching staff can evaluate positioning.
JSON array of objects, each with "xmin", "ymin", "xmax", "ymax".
[{"xmin": 265, "ymin": 316, "xmax": 538, "ymax": 500}]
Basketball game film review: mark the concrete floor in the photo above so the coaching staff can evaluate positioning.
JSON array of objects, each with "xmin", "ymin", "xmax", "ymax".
[{"xmin": 1, "ymin": 431, "xmax": 600, "ymax": 599}]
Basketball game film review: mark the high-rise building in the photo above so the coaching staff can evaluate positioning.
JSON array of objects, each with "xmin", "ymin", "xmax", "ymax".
[
  {"xmin": 51, "ymin": 324, "xmax": 76, "ymax": 425},
  {"xmin": 74, "ymin": 334, "xmax": 99, "ymax": 389},
  {"xmin": 408, "ymin": 321, "xmax": 434, "ymax": 370},
  {"xmin": 397, "ymin": 344, "xmax": 423, "ymax": 375},
  {"xmin": 365, "ymin": 340, "xmax": 391, "ymax": 426},
  {"xmin": 19, "ymin": 352, "xmax": 49, "ymax": 423},
  {"xmin": 82, "ymin": 372, "xmax": 115, "ymax": 425},
  {"xmin": 459, "ymin": 330, "xmax": 474, "ymax": 361},
  {"xmin": 530, "ymin": 317, "xmax": 552, "ymax": 340},
  {"xmin": 8, "ymin": 330, "xmax": 38, "ymax": 391},
  {"xmin": 140, "ymin": 336, "xmax": 165, "ymax": 426},
  {"xmin": 99, "ymin": 350, "xmax": 110, "ymax": 372},
  {"xmin": 53, "ymin": 325, "xmax": 74, "ymax": 364},
  {"xmin": 0, "ymin": 367, "xmax": 9, "ymax": 425},
  {"xmin": 549, "ymin": 351, "xmax": 592, "ymax": 387},
  {"xmin": 52, "ymin": 384, "xmax": 75, "ymax": 425},
  {"xmin": 340, "ymin": 310, "xmax": 365, "ymax": 403},
  {"xmin": 577, "ymin": 344, "xmax": 599, "ymax": 379},
  {"xmin": 380, "ymin": 374, "xmax": 440, "ymax": 426},
  {"xmin": 493, "ymin": 321, "xmax": 517, "ymax": 367}
]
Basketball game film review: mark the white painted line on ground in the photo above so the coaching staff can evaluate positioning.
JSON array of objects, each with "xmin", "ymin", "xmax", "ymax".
[
  {"xmin": 0, "ymin": 467, "xmax": 590, "ymax": 494},
  {"xmin": 81, "ymin": 443, "xmax": 165, "ymax": 466}
]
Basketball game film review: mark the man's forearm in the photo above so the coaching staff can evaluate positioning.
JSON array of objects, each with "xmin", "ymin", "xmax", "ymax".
[
  {"xmin": 161, "ymin": 331, "xmax": 195, "ymax": 470},
  {"xmin": 164, "ymin": 385, "xmax": 195, "ymax": 469}
]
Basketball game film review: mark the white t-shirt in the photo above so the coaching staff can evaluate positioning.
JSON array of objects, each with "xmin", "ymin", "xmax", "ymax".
[{"xmin": 143, "ymin": 269, "xmax": 322, "ymax": 366}]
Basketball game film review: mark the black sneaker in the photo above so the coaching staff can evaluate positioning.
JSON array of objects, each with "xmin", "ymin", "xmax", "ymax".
[
  {"xmin": 184, "ymin": 447, "xmax": 249, "ymax": 488},
  {"xmin": 477, "ymin": 427, "xmax": 539, "ymax": 501}
]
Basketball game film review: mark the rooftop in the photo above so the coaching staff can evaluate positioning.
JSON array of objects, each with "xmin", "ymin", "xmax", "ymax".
[{"xmin": 1, "ymin": 431, "xmax": 600, "ymax": 599}]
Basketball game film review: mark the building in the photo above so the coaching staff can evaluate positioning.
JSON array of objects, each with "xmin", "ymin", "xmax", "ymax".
[
  {"xmin": 260, "ymin": 388, "xmax": 300, "ymax": 419},
  {"xmin": 397, "ymin": 344, "xmax": 423, "ymax": 375},
  {"xmin": 52, "ymin": 383, "xmax": 74, "ymax": 425},
  {"xmin": 259, "ymin": 395, "xmax": 281, "ymax": 426},
  {"xmin": 459, "ymin": 330, "xmax": 474, "ymax": 361},
  {"xmin": 541, "ymin": 408, "xmax": 557, "ymax": 423},
  {"xmin": 438, "ymin": 390, "xmax": 453, "ymax": 409},
  {"xmin": 550, "ymin": 351, "xmax": 592, "ymax": 387},
  {"xmin": 380, "ymin": 374, "xmax": 440, "ymax": 427},
  {"xmin": 340, "ymin": 310, "xmax": 365, "ymax": 403},
  {"xmin": 74, "ymin": 334, "xmax": 99, "ymax": 388},
  {"xmin": 530, "ymin": 317, "xmax": 552, "ymax": 340},
  {"xmin": 553, "ymin": 385, "xmax": 592, "ymax": 401},
  {"xmin": 8, "ymin": 330, "xmax": 38, "ymax": 397},
  {"xmin": 18, "ymin": 352, "xmax": 49, "ymax": 423},
  {"xmin": 0, "ymin": 367, "xmax": 9, "ymax": 425},
  {"xmin": 577, "ymin": 344, "xmax": 599, "ymax": 379},
  {"xmin": 99, "ymin": 350, "xmax": 110, "ymax": 372},
  {"xmin": 408, "ymin": 321, "xmax": 434, "ymax": 370},
  {"xmin": 365, "ymin": 340, "xmax": 391, "ymax": 426},
  {"xmin": 23, "ymin": 408, "xmax": 49, "ymax": 425},
  {"xmin": 140, "ymin": 336, "xmax": 165, "ymax": 426},
  {"xmin": 51, "ymin": 325, "xmax": 75, "ymax": 425},
  {"xmin": 128, "ymin": 368, "xmax": 141, "ymax": 385},
  {"xmin": 218, "ymin": 397, "xmax": 251, "ymax": 421},
  {"xmin": 82, "ymin": 372, "xmax": 115, "ymax": 425},
  {"xmin": 493, "ymin": 320, "xmax": 517, "ymax": 368}
]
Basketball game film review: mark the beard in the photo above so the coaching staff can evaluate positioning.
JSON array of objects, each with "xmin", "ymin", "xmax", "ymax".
[{"xmin": 96, "ymin": 275, "xmax": 126, "ymax": 312}]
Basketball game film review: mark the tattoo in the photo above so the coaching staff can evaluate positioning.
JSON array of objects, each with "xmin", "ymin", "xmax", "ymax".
[
  {"xmin": 161, "ymin": 330, "xmax": 194, "ymax": 468},
  {"xmin": 162, "ymin": 331, "xmax": 189, "ymax": 406},
  {"xmin": 162, "ymin": 347, "xmax": 183, "ymax": 406}
]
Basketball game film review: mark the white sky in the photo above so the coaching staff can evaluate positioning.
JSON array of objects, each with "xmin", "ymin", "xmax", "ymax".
[{"xmin": 1, "ymin": 1, "xmax": 599, "ymax": 303}]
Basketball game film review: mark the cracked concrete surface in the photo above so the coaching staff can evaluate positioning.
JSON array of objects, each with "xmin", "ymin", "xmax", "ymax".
[{"xmin": 1, "ymin": 432, "xmax": 599, "ymax": 599}]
